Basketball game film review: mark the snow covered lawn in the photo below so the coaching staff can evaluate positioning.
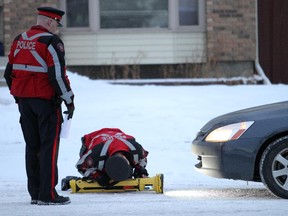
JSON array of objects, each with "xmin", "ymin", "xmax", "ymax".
[{"xmin": 1, "ymin": 72, "xmax": 287, "ymax": 215}]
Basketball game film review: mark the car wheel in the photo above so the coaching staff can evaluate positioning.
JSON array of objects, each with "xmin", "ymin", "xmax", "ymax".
[{"xmin": 260, "ymin": 136, "xmax": 288, "ymax": 199}]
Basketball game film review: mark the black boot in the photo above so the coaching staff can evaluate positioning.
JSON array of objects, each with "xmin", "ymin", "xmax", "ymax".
[
  {"xmin": 38, "ymin": 195, "xmax": 71, "ymax": 205},
  {"xmin": 61, "ymin": 176, "xmax": 80, "ymax": 191}
]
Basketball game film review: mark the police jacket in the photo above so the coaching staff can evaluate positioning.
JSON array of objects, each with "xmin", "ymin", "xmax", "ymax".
[
  {"xmin": 4, "ymin": 25, "xmax": 73, "ymax": 105},
  {"xmin": 76, "ymin": 128, "xmax": 149, "ymax": 179}
]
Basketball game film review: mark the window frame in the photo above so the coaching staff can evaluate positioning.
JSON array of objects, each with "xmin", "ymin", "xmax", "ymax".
[{"xmin": 60, "ymin": 0, "xmax": 205, "ymax": 33}]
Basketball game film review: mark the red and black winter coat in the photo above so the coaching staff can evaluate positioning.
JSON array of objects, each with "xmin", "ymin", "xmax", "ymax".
[
  {"xmin": 4, "ymin": 25, "xmax": 74, "ymax": 105},
  {"xmin": 76, "ymin": 128, "xmax": 149, "ymax": 180}
]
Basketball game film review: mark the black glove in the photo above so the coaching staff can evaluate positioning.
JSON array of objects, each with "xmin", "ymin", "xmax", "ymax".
[
  {"xmin": 133, "ymin": 167, "xmax": 149, "ymax": 178},
  {"xmin": 64, "ymin": 103, "xmax": 75, "ymax": 120}
]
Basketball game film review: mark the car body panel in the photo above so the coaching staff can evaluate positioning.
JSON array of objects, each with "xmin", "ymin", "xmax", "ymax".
[{"xmin": 191, "ymin": 101, "xmax": 288, "ymax": 181}]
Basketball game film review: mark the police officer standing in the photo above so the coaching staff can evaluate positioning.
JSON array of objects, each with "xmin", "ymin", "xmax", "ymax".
[{"xmin": 4, "ymin": 7, "xmax": 74, "ymax": 205}]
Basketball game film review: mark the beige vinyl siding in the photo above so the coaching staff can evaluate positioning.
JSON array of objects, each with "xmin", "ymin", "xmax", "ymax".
[{"xmin": 62, "ymin": 32, "xmax": 206, "ymax": 66}]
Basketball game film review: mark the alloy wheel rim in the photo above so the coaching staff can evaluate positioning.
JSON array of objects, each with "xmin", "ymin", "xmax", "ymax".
[{"xmin": 272, "ymin": 148, "xmax": 288, "ymax": 190}]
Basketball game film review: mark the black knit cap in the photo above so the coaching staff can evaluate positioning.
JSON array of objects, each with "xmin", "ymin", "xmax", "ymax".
[{"xmin": 105, "ymin": 155, "xmax": 133, "ymax": 182}]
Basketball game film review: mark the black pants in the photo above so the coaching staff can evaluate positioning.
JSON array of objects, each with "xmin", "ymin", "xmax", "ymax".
[{"xmin": 18, "ymin": 98, "xmax": 63, "ymax": 201}]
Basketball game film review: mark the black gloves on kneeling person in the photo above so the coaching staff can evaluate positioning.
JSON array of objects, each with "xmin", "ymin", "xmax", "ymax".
[{"xmin": 133, "ymin": 167, "xmax": 149, "ymax": 178}]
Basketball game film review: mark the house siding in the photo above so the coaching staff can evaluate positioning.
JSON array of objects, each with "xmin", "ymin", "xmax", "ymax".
[{"xmin": 63, "ymin": 32, "xmax": 206, "ymax": 66}]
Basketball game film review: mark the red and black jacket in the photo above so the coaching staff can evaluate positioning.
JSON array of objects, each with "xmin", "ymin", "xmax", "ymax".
[
  {"xmin": 76, "ymin": 128, "xmax": 149, "ymax": 179},
  {"xmin": 4, "ymin": 25, "xmax": 74, "ymax": 105}
]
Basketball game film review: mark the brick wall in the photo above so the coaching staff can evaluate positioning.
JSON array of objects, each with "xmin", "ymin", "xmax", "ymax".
[
  {"xmin": 3, "ymin": 0, "xmax": 59, "ymax": 56},
  {"xmin": 0, "ymin": 0, "xmax": 3, "ymax": 46},
  {"xmin": 206, "ymin": 0, "xmax": 256, "ymax": 61}
]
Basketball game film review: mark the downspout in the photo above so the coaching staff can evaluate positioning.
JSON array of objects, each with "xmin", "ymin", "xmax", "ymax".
[{"xmin": 255, "ymin": 0, "xmax": 271, "ymax": 84}]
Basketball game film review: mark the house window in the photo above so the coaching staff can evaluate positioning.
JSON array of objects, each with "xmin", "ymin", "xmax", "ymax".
[
  {"xmin": 179, "ymin": 0, "xmax": 198, "ymax": 26},
  {"xmin": 66, "ymin": 0, "xmax": 89, "ymax": 27},
  {"xmin": 100, "ymin": 0, "xmax": 168, "ymax": 29},
  {"xmin": 62, "ymin": 0, "xmax": 204, "ymax": 31}
]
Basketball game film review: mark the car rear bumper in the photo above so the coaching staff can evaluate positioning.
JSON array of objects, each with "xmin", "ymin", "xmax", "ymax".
[{"xmin": 191, "ymin": 138, "xmax": 261, "ymax": 181}]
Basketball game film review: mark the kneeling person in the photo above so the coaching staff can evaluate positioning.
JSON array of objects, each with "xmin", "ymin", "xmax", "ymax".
[{"xmin": 65, "ymin": 128, "xmax": 149, "ymax": 187}]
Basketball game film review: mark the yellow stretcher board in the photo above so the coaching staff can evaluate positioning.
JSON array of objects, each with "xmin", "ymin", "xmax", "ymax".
[{"xmin": 69, "ymin": 174, "xmax": 164, "ymax": 194}]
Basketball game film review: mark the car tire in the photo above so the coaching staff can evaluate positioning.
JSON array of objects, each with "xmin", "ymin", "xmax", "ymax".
[{"xmin": 260, "ymin": 136, "xmax": 288, "ymax": 199}]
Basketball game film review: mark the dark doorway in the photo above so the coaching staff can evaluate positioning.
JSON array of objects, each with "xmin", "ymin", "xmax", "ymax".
[{"xmin": 258, "ymin": 0, "xmax": 288, "ymax": 83}]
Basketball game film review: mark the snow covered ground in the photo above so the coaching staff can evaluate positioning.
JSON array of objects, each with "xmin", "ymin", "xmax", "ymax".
[{"xmin": 1, "ymin": 72, "xmax": 288, "ymax": 215}]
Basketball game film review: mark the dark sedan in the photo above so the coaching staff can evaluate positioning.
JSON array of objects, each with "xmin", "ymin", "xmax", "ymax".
[{"xmin": 191, "ymin": 101, "xmax": 288, "ymax": 199}]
